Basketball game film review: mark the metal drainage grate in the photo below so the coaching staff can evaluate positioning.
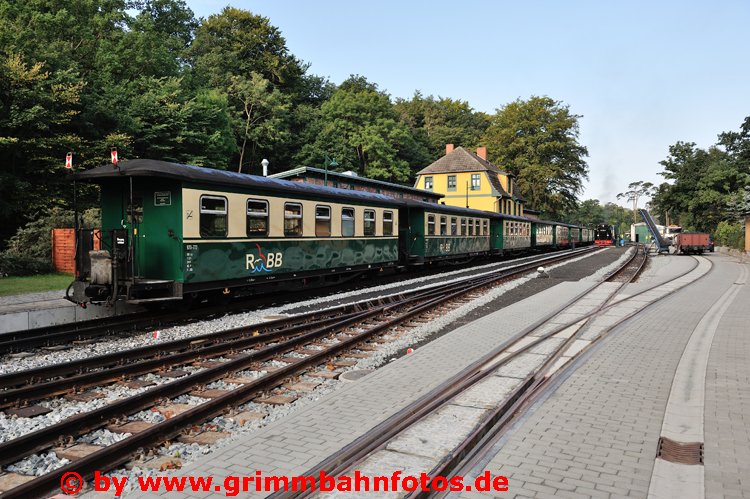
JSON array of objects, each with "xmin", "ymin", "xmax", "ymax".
[{"xmin": 656, "ymin": 436, "xmax": 704, "ymax": 465}]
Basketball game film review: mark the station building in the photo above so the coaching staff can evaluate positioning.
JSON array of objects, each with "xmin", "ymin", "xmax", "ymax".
[
  {"xmin": 413, "ymin": 144, "xmax": 525, "ymax": 216},
  {"xmin": 270, "ymin": 166, "xmax": 442, "ymax": 203}
]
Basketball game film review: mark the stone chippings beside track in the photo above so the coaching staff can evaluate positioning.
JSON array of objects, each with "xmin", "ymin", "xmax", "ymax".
[
  {"xmin": 0, "ymin": 249, "xmax": 600, "ymax": 376},
  {"xmin": 402, "ymin": 246, "xmax": 631, "ymax": 355},
  {"xmin": 0, "ymin": 248, "xmax": 613, "ymax": 492}
]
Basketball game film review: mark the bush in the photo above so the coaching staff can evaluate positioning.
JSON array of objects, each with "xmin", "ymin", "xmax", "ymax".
[
  {"xmin": 714, "ymin": 220, "xmax": 745, "ymax": 250},
  {"xmin": 0, "ymin": 207, "xmax": 100, "ymax": 276},
  {"xmin": 0, "ymin": 254, "xmax": 54, "ymax": 276}
]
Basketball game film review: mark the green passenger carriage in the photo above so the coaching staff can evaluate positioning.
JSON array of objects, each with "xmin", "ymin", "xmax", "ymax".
[
  {"xmin": 71, "ymin": 159, "xmax": 594, "ymax": 306},
  {"xmin": 73, "ymin": 160, "xmax": 402, "ymax": 303},
  {"xmin": 403, "ymin": 201, "xmax": 493, "ymax": 263}
]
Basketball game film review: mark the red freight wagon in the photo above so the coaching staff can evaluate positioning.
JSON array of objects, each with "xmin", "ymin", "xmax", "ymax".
[{"xmin": 674, "ymin": 232, "xmax": 710, "ymax": 254}]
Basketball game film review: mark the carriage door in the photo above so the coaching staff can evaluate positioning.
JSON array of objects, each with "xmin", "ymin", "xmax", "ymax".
[{"xmin": 130, "ymin": 191, "xmax": 144, "ymax": 278}]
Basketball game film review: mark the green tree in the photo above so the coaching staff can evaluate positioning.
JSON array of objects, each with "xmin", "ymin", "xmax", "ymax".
[
  {"xmin": 564, "ymin": 199, "xmax": 604, "ymax": 226},
  {"xmin": 0, "ymin": 53, "xmax": 85, "ymax": 244},
  {"xmin": 112, "ymin": 77, "xmax": 235, "ymax": 168},
  {"xmin": 395, "ymin": 92, "xmax": 490, "ymax": 166},
  {"xmin": 651, "ymin": 140, "xmax": 745, "ymax": 232},
  {"xmin": 189, "ymin": 7, "xmax": 304, "ymax": 92},
  {"xmin": 228, "ymin": 73, "xmax": 291, "ymax": 173},
  {"xmin": 616, "ymin": 181, "xmax": 655, "ymax": 223},
  {"xmin": 481, "ymin": 96, "xmax": 589, "ymax": 218},
  {"xmin": 564, "ymin": 199, "xmax": 634, "ymax": 236},
  {"xmin": 295, "ymin": 76, "xmax": 427, "ymax": 182}
]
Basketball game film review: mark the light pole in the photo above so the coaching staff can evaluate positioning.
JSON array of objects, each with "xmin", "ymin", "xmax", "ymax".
[{"xmin": 324, "ymin": 156, "xmax": 338, "ymax": 187}]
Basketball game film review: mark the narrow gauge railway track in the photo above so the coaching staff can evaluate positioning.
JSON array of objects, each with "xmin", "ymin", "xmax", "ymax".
[
  {"xmin": 0, "ymin": 247, "xmax": 600, "ymax": 498},
  {"xmin": 0, "ymin": 248, "xmax": 596, "ymax": 406},
  {"xmin": 0, "ymin": 248, "xmax": 593, "ymax": 355},
  {"xmin": 273, "ymin": 247, "xmax": 707, "ymax": 499}
]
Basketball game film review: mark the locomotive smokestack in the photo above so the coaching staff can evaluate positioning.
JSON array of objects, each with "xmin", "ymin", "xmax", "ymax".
[{"xmin": 261, "ymin": 158, "xmax": 269, "ymax": 177}]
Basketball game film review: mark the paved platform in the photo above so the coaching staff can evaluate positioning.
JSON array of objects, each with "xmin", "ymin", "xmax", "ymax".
[
  {"xmin": 459, "ymin": 254, "xmax": 749, "ymax": 499},
  {"xmin": 0, "ymin": 289, "xmax": 142, "ymax": 334}
]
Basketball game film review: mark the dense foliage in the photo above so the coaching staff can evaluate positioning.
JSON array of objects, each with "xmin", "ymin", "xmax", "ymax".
[
  {"xmin": 564, "ymin": 200, "xmax": 634, "ymax": 238},
  {"xmin": 650, "ymin": 117, "xmax": 749, "ymax": 248},
  {"xmin": 1, "ymin": 1, "xmax": 590, "ymax": 257},
  {"xmin": 482, "ymin": 97, "xmax": 589, "ymax": 218}
]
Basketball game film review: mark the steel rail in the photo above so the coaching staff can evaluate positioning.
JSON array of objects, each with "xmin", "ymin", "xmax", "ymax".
[
  {"xmin": 0, "ymin": 248, "xmax": 595, "ymax": 394},
  {"xmin": 0, "ymin": 255, "xmax": 537, "ymax": 464},
  {"xmin": 0, "ymin": 248, "xmax": 594, "ymax": 354},
  {"xmin": 271, "ymin": 247, "xmax": 663, "ymax": 499},
  {"xmin": 412, "ymin": 245, "xmax": 650, "ymax": 497},
  {"xmin": 0, "ymin": 247, "xmax": 599, "ymax": 498},
  {"xmin": 426, "ymin": 255, "xmax": 705, "ymax": 498}
]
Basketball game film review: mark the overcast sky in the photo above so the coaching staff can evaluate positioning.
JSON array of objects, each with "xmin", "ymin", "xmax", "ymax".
[{"xmin": 185, "ymin": 0, "xmax": 749, "ymax": 205}]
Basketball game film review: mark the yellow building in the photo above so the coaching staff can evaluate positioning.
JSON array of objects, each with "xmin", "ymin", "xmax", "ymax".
[{"xmin": 414, "ymin": 145, "xmax": 525, "ymax": 216}]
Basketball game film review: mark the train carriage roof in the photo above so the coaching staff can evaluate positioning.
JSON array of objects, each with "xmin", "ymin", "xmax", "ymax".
[
  {"xmin": 75, "ymin": 159, "xmax": 405, "ymax": 206},
  {"xmin": 402, "ymin": 199, "xmax": 537, "ymax": 223}
]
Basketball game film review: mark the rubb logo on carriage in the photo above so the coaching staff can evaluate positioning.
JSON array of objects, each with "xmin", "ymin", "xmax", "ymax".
[{"xmin": 245, "ymin": 244, "xmax": 282, "ymax": 273}]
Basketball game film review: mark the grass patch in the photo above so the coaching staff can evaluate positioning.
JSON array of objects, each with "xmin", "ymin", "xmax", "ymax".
[{"xmin": 0, "ymin": 273, "xmax": 73, "ymax": 297}]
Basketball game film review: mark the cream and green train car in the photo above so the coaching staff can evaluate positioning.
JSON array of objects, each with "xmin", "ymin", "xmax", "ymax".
[
  {"xmin": 403, "ymin": 201, "xmax": 493, "ymax": 263},
  {"xmin": 72, "ymin": 160, "xmax": 403, "ymax": 303},
  {"xmin": 531, "ymin": 221, "xmax": 555, "ymax": 248},
  {"xmin": 71, "ymin": 159, "xmax": 593, "ymax": 306}
]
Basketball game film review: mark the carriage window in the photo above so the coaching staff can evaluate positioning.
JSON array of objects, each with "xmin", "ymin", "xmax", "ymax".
[
  {"xmin": 383, "ymin": 211, "xmax": 394, "ymax": 236},
  {"xmin": 128, "ymin": 193, "xmax": 143, "ymax": 225},
  {"xmin": 427, "ymin": 215, "xmax": 435, "ymax": 236},
  {"xmin": 342, "ymin": 207, "xmax": 355, "ymax": 237},
  {"xmin": 246, "ymin": 199, "xmax": 268, "ymax": 237},
  {"xmin": 364, "ymin": 210, "xmax": 376, "ymax": 236},
  {"xmin": 284, "ymin": 203, "xmax": 303, "ymax": 236},
  {"xmin": 440, "ymin": 216, "xmax": 447, "ymax": 236},
  {"xmin": 200, "ymin": 195, "xmax": 227, "ymax": 238},
  {"xmin": 315, "ymin": 205, "xmax": 331, "ymax": 237},
  {"xmin": 461, "ymin": 218, "xmax": 466, "ymax": 236},
  {"xmin": 483, "ymin": 220, "xmax": 489, "ymax": 235},
  {"xmin": 468, "ymin": 219, "xmax": 474, "ymax": 236},
  {"xmin": 450, "ymin": 217, "xmax": 457, "ymax": 236}
]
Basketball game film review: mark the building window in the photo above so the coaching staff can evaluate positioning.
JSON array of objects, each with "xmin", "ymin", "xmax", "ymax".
[
  {"xmin": 471, "ymin": 174, "xmax": 481, "ymax": 190},
  {"xmin": 200, "ymin": 195, "xmax": 227, "ymax": 238},
  {"xmin": 450, "ymin": 217, "xmax": 457, "ymax": 235},
  {"xmin": 427, "ymin": 214, "xmax": 435, "ymax": 235},
  {"xmin": 461, "ymin": 218, "xmax": 467, "ymax": 236},
  {"xmin": 246, "ymin": 199, "xmax": 268, "ymax": 237},
  {"xmin": 284, "ymin": 202, "xmax": 303, "ymax": 236},
  {"xmin": 447, "ymin": 175, "xmax": 457, "ymax": 191},
  {"xmin": 364, "ymin": 209, "xmax": 376, "ymax": 236},
  {"xmin": 342, "ymin": 207, "xmax": 355, "ymax": 237},
  {"xmin": 383, "ymin": 211, "xmax": 394, "ymax": 236},
  {"xmin": 315, "ymin": 205, "xmax": 331, "ymax": 237},
  {"xmin": 424, "ymin": 176, "xmax": 433, "ymax": 190}
]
